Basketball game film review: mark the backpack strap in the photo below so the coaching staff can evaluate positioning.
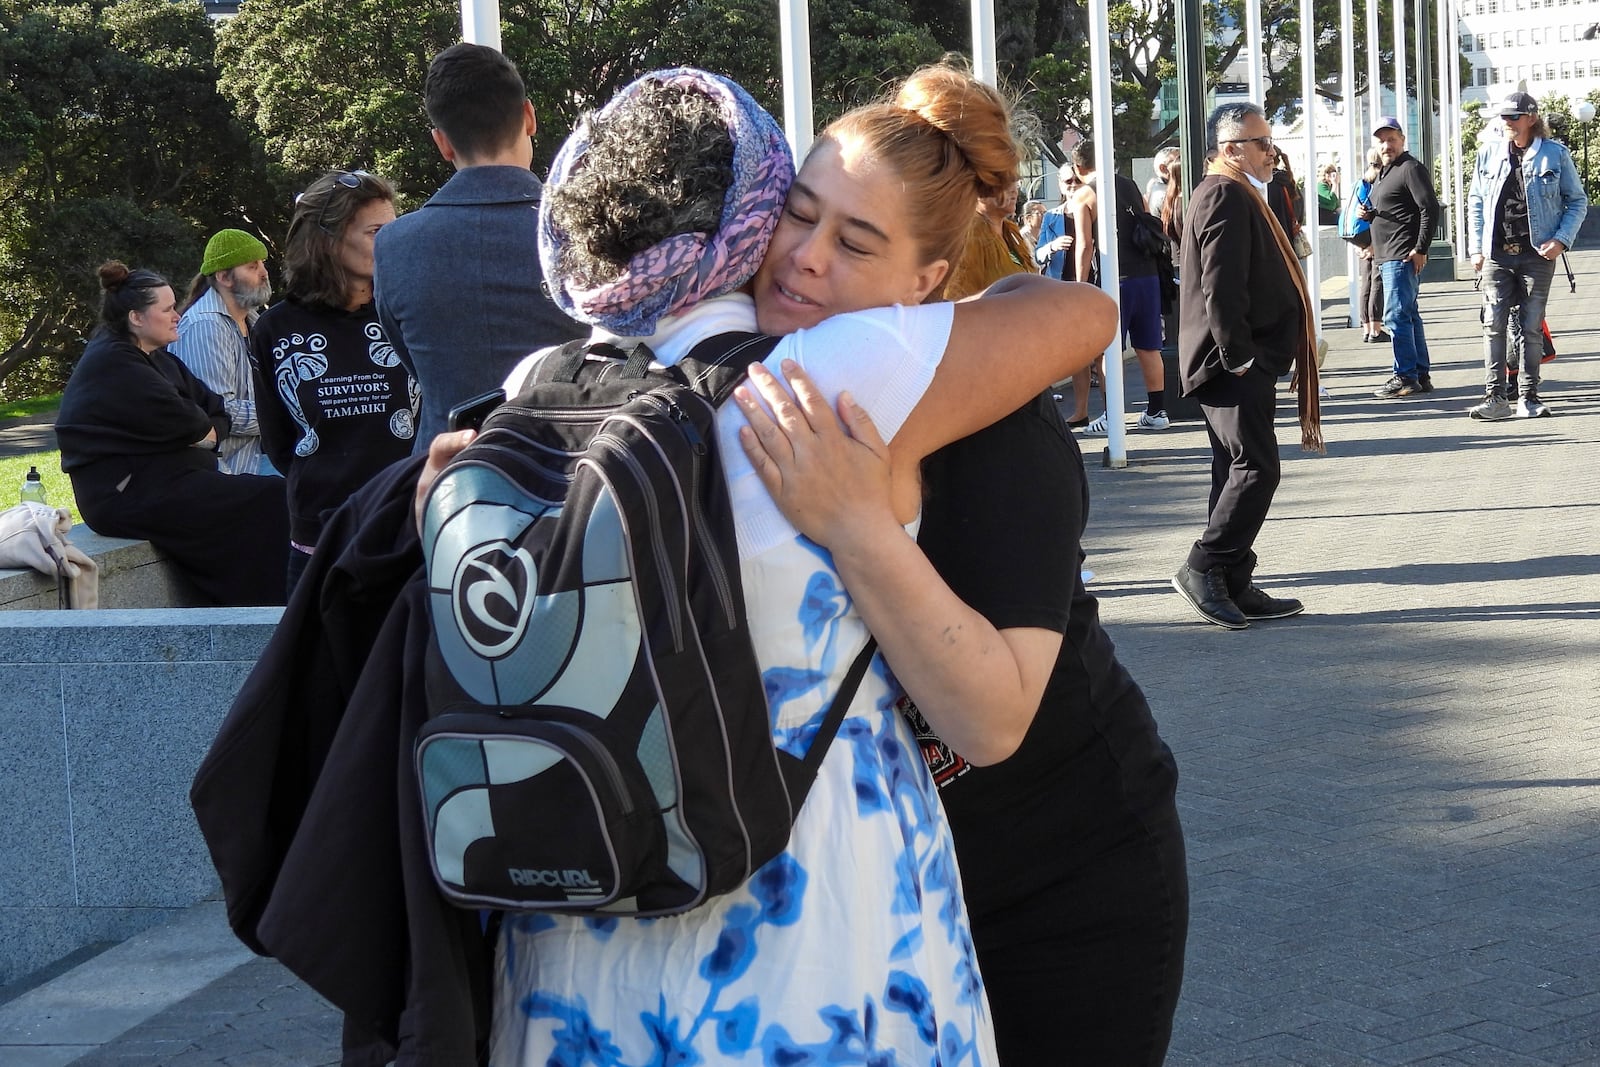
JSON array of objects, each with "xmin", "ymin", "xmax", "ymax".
[
  {"xmin": 779, "ymin": 638, "xmax": 878, "ymax": 802},
  {"xmin": 677, "ymin": 332, "xmax": 781, "ymax": 406}
]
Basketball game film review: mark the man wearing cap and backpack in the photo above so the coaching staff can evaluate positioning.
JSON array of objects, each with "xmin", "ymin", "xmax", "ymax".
[
  {"xmin": 1362, "ymin": 116, "xmax": 1440, "ymax": 400},
  {"xmin": 174, "ymin": 229, "xmax": 275, "ymax": 475},
  {"xmin": 1465, "ymin": 91, "xmax": 1588, "ymax": 420}
]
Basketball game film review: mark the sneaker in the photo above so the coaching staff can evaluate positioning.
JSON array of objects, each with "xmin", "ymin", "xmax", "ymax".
[
  {"xmin": 1516, "ymin": 394, "xmax": 1551, "ymax": 418},
  {"xmin": 1082, "ymin": 412, "xmax": 1110, "ymax": 436},
  {"xmin": 1373, "ymin": 375, "xmax": 1418, "ymax": 399},
  {"xmin": 1414, "ymin": 376, "xmax": 1434, "ymax": 393},
  {"xmin": 1233, "ymin": 585, "xmax": 1305, "ymax": 620},
  {"xmin": 1137, "ymin": 410, "xmax": 1170, "ymax": 430},
  {"xmin": 1468, "ymin": 393, "xmax": 1513, "ymax": 421},
  {"xmin": 1172, "ymin": 564, "xmax": 1249, "ymax": 630}
]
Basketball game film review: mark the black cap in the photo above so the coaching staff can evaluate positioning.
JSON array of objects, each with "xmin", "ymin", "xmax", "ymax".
[{"xmin": 1499, "ymin": 91, "xmax": 1539, "ymax": 118}]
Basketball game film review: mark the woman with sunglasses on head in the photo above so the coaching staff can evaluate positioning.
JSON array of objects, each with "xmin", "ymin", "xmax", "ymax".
[
  {"xmin": 55, "ymin": 262, "xmax": 290, "ymax": 606},
  {"xmin": 251, "ymin": 170, "xmax": 420, "ymax": 595},
  {"xmin": 487, "ymin": 64, "xmax": 1115, "ymax": 1066}
]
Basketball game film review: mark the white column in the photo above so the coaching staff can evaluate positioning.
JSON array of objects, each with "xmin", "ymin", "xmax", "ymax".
[
  {"xmin": 779, "ymin": 0, "xmax": 815, "ymax": 162},
  {"xmin": 1344, "ymin": 0, "xmax": 1361, "ymax": 326},
  {"xmin": 972, "ymin": 0, "xmax": 997, "ymax": 86},
  {"xmin": 1247, "ymin": 0, "xmax": 1266, "ymax": 103},
  {"xmin": 1086, "ymin": 0, "xmax": 1127, "ymax": 467},
  {"xmin": 460, "ymin": 0, "xmax": 501, "ymax": 50},
  {"xmin": 1367, "ymin": 0, "xmax": 1382, "ymax": 129},
  {"xmin": 1301, "ymin": 0, "xmax": 1320, "ymax": 337},
  {"xmin": 1451, "ymin": 0, "xmax": 1469, "ymax": 258},
  {"xmin": 1395, "ymin": 0, "xmax": 1409, "ymax": 137},
  {"xmin": 1437, "ymin": 0, "xmax": 1453, "ymax": 245}
]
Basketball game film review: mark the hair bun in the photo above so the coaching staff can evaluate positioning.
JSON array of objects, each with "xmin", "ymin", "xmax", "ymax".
[
  {"xmin": 98, "ymin": 260, "xmax": 131, "ymax": 291},
  {"xmin": 894, "ymin": 64, "xmax": 1020, "ymax": 200}
]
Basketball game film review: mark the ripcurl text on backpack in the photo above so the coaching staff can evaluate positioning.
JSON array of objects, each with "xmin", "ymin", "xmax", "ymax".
[{"xmin": 415, "ymin": 333, "xmax": 874, "ymax": 917}]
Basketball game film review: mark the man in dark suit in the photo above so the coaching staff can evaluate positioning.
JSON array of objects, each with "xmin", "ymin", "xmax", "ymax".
[
  {"xmin": 1172, "ymin": 101, "xmax": 1316, "ymax": 630},
  {"xmin": 374, "ymin": 44, "xmax": 582, "ymax": 450}
]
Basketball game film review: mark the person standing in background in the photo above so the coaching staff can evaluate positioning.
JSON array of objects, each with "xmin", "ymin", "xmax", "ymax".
[
  {"xmin": 173, "ymin": 229, "xmax": 275, "ymax": 476},
  {"xmin": 374, "ymin": 43, "xmax": 582, "ymax": 448},
  {"xmin": 253, "ymin": 171, "xmax": 419, "ymax": 596},
  {"xmin": 1364, "ymin": 116, "xmax": 1440, "ymax": 399},
  {"xmin": 1172, "ymin": 102, "xmax": 1322, "ymax": 631},
  {"xmin": 1464, "ymin": 91, "xmax": 1587, "ymax": 420}
]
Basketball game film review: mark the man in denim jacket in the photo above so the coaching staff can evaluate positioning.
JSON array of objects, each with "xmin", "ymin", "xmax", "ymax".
[{"xmin": 1466, "ymin": 92, "xmax": 1588, "ymax": 419}]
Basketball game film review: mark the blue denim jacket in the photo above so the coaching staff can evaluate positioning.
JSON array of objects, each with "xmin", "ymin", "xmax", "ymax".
[{"xmin": 1466, "ymin": 136, "xmax": 1588, "ymax": 256}]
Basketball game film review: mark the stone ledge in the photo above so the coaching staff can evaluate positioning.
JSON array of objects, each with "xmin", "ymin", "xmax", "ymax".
[{"xmin": 0, "ymin": 529, "xmax": 205, "ymax": 610}]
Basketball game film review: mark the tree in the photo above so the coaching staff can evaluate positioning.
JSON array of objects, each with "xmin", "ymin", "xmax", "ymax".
[{"xmin": 0, "ymin": 0, "xmax": 273, "ymax": 398}]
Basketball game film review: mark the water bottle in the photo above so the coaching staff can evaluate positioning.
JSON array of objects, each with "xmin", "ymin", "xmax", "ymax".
[{"xmin": 19, "ymin": 465, "xmax": 47, "ymax": 506}]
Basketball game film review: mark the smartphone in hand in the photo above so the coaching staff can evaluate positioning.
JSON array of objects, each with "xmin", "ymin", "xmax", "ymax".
[{"xmin": 447, "ymin": 389, "xmax": 505, "ymax": 432}]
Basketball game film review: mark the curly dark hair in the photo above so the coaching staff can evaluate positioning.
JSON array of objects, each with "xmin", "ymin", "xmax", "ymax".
[{"xmin": 546, "ymin": 82, "xmax": 735, "ymax": 290}]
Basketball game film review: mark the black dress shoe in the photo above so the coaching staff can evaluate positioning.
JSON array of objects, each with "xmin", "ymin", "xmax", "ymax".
[
  {"xmin": 1234, "ymin": 585, "xmax": 1305, "ymax": 620},
  {"xmin": 1172, "ymin": 564, "xmax": 1249, "ymax": 630}
]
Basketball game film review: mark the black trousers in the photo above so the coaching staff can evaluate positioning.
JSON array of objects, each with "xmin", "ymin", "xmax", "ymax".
[{"xmin": 1186, "ymin": 366, "xmax": 1281, "ymax": 585}]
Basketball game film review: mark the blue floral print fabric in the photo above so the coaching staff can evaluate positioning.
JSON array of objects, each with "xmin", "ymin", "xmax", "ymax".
[{"xmin": 490, "ymin": 528, "xmax": 996, "ymax": 1067}]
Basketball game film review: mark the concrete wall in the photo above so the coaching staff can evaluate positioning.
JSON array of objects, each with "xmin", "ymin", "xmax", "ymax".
[{"xmin": 0, "ymin": 608, "xmax": 279, "ymax": 988}]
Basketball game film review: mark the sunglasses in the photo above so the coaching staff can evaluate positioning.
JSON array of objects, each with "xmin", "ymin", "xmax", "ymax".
[
  {"xmin": 295, "ymin": 170, "xmax": 378, "ymax": 233},
  {"xmin": 1222, "ymin": 136, "xmax": 1275, "ymax": 151}
]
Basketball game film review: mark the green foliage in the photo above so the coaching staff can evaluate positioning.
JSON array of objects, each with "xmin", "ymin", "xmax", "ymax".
[{"xmin": 0, "ymin": 0, "xmax": 274, "ymax": 395}]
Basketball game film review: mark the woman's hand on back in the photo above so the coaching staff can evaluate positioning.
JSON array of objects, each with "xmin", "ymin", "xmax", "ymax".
[{"xmin": 734, "ymin": 360, "xmax": 898, "ymax": 551}]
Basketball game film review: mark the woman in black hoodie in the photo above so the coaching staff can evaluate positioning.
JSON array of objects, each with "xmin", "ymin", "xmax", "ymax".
[{"xmin": 55, "ymin": 262, "xmax": 288, "ymax": 605}]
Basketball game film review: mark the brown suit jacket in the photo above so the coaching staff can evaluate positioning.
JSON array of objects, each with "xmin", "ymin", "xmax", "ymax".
[{"xmin": 1178, "ymin": 175, "xmax": 1306, "ymax": 394}]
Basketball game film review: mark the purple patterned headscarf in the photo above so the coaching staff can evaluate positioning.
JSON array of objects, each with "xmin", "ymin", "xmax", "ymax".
[{"xmin": 538, "ymin": 68, "xmax": 795, "ymax": 336}]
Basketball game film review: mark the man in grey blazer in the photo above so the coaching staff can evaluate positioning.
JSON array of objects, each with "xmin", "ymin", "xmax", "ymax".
[{"xmin": 375, "ymin": 43, "xmax": 582, "ymax": 449}]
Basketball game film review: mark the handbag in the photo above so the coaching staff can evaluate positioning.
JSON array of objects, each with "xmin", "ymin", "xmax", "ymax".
[
  {"xmin": 1339, "ymin": 181, "xmax": 1373, "ymax": 247},
  {"xmin": 1291, "ymin": 229, "xmax": 1313, "ymax": 259}
]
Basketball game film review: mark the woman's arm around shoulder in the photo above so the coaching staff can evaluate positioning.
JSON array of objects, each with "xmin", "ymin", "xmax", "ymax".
[{"xmin": 891, "ymin": 274, "xmax": 1115, "ymax": 466}]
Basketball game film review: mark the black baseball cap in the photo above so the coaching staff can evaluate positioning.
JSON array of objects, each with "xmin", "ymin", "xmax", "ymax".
[{"xmin": 1499, "ymin": 91, "xmax": 1539, "ymax": 118}]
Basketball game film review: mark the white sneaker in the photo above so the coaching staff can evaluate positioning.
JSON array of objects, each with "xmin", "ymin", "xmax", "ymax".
[
  {"xmin": 1468, "ymin": 394, "xmax": 1513, "ymax": 421},
  {"xmin": 1082, "ymin": 412, "xmax": 1110, "ymax": 436},
  {"xmin": 1137, "ymin": 410, "xmax": 1170, "ymax": 430},
  {"xmin": 1516, "ymin": 396, "xmax": 1551, "ymax": 418}
]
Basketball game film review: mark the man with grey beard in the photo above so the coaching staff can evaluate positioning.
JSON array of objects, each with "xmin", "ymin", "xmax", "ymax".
[{"xmin": 174, "ymin": 229, "xmax": 276, "ymax": 475}]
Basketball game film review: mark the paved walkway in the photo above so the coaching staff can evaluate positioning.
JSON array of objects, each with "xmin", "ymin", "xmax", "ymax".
[
  {"xmin": 3, "ymin": 251, "xmax": 1597, "ymax": 1066},
  {"xmin": 0, "ymin": 412, "xmax": 57, "ymax": 459}
]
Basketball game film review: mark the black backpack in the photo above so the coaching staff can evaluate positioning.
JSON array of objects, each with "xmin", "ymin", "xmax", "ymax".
[{"xmin": 415, "ymin": 333, "xmax": 874, "ymax": 916}]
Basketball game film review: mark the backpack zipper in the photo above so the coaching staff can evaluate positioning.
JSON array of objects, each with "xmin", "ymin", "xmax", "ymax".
[
  {"xmin": 587, "ymin": 434, "xmax": 685, "ymax": 652},
  {"xmin": 619, "ymin": 399, "xmax": 739, "ymax": 630}
]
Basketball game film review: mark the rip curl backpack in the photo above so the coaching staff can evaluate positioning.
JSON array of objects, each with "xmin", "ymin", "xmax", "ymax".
[{"xmin": 415, "ymin": 333, "xmax": 874, "ymax": 916}]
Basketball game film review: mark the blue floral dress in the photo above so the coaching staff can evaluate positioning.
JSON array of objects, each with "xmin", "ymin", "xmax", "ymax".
[{"xmin": 490, "ymin": 359, "xmax": 997, "ymax": 1064}]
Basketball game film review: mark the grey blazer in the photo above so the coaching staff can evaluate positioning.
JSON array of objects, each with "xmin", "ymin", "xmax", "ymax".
[{"xmin": 374, "ymin": 165, "xmax": 583, "ymax": 449}]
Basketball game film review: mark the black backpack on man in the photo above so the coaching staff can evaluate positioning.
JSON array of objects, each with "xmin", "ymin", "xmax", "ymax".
[{"xmin": 414, "ymin": 333, "xmax": 873, "ymax": 917}]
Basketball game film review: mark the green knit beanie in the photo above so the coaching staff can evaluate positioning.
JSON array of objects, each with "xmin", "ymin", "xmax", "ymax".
[{"xmin": 200, "ymin": 228, "xmax": 269, "ymax": 276}]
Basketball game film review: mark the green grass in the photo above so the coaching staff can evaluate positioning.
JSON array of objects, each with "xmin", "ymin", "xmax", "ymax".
[
  {"xmin": 0, "ymin": 450, "xmax": 81, "ymax": 525},
  {"xmin": 0, "ymin": 392, "xmax": 62, "ymax": 421}
]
